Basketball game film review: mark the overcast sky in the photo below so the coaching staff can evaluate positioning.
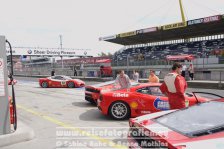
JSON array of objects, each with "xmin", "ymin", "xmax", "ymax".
[{"xmin": 0, "ymin": 0, "xmax": 224, "ymax": 56}]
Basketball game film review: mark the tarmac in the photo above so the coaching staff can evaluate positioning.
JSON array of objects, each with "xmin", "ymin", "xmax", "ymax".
[
  {"xmin": 0, "ymin": 121, "xmax": 35, "ymax": 148},
  {"xmin": 14, "ymin": 74, "xmax": 224, "ymax": 89}
]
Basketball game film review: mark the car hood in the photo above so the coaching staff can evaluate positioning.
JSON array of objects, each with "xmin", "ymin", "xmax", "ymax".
[{"xmin": 131, "ymin": 110, "xmax": 224, "ymax": 149}]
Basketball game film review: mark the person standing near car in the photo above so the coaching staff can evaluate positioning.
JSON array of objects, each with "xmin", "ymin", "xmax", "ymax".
[
  {"xmin": 181, "ymin": 64, "xmax": 187, "ymax": 78},
  {"xmin": 114, "ymin": 70, "xmax": 131, "ymax": 90},
  {"xmin": 160, "ymin": 62, "xmax": 187, "ymax": 109},
  {"xmin": 133, "ymin": 70, "xmax": 139, "ymax": 82},
  {"xmin": 188, "ymin": 63, "xmax": 194, "ymax": 80},
  {"xmin": 148, "ymin": 70, "xmax": 160, "ymax": 83},
  {"xmin": 51, "ymin": 69, "xmax": 55, "ymax": 76}
]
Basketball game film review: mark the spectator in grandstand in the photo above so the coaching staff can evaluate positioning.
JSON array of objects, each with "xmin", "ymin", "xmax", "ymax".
[
  {"xmin": 181, "ymin": 64, "xmax": 187, "ymax": 78},
  {"xmin": 114, "ymin": 70, "xmax": 131, "ymax": 91},
  {"xmin": 148, "ymin": 70, "xmax": 160, "ymax": 83},
  {"xmin": 51, "ymin": 69, "xmax": 55, "ymax": 76},
  {"xmin": 74, "ymin": 68, "xmax": 77, "ymax": 76},
  {"xmin": 160, "ymin": 62, "xmax": 187, "ymax": 109},
  {"xmin": 132, "ymin": 70, "xmax": 139, "ymax": 82},
  {"xmin": 188, "ymin": 64, "xmax": 194, "ymax": 80}
]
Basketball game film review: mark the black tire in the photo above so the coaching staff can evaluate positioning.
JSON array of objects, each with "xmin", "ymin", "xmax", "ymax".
[
  {"xmin": 41, "ymin": 82, "xmax": 48, "ymax": 88},
  {"xmin": 109, "ymin": 101, "xmax": 130, "ymax": 120},
  {"xmin": 68, "ymin": 82, "xmax": 75, "ymax": 88}
]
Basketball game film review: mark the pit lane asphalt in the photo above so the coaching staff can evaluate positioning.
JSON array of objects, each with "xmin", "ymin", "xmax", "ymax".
[{"xmin": 3, "ymin": 77, "xmax": 224, "ymax": 149}]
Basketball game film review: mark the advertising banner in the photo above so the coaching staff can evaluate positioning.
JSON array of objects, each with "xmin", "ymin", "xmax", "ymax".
[
  {"xmin": 188, "ymin": 18, "xmax": 204, "ymax": 25},
  {"xmin": 99, "ymin": 35, "xmax": 116, "ymax": 41},
  {"xmin": 203, "ymin": 15, "xmax": 221, "ymax": 23},
  {"xmin": 6, "ymin": 48, "xmax": 91, "ymax": 56},
  {"xmin": 142, "ymin": 27, "xmax": 157, "ymax": 33},
  {"xmin": 119, "ymin": 31, "xmax": 136, "ymax": 38},
  {"xmin": 162, "ymin": 22, "xmax": 187, "ymax": 30}
]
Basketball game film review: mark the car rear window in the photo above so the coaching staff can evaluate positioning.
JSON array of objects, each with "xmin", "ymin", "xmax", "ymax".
[{"xmin": 155, "ymin": 101, "xmax": 224, "ymax": 136}]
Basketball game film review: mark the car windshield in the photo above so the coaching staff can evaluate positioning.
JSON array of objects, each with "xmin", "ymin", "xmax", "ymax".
[
  {"xmin": 92, "ymin": 81, "xmax": 115, "ymax": 87},
  {"xmin": 63, "ymin": 76, "xmax": 72, "ymax": 80},
  {"xmin": 155, "ymin": 101, "xmax": 224, "ymax": 136}
]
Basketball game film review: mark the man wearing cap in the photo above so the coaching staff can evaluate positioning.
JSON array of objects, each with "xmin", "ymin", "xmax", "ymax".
[{"xmin": 160, "ymin": 62, "xmax": 187, "ymax": 109}]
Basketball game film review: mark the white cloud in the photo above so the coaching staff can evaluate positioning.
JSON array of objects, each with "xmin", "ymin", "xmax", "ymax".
[{"xmin": 0, "ymin": 0, "xmax": 224, "ymax": 56}]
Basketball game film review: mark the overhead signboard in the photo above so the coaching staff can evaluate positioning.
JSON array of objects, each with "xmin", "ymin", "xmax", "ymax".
[
  {"xmin": 162, "ymin": 22, "xmax": 187, "ymax": 30},
  {"xmin": 6, "ymin": 48, "xmax": 91, "ymax": 56},
  {"xmin": 142, "ymin": 27, "xmax": 157, "ymax": 33},
  {"xmin": 203, "ymin": 15, "xmax": 221, "ymax": 23},
  {"xmin": 188, "ymin": 18, "xmax": 204, "ymax": 25},
  {"xmin": 118, "ymin": 31, "xmax": 136, "ymax": 38},
  {"xmin": 137, "ymin": 27, "xmax": 157, "ymax": 34},
  {"xmin": 99, "ymin": 35, "xmax": 116, "ymax": 41}
]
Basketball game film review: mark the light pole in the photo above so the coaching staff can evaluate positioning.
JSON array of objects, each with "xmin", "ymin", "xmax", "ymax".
[{"xmin": 59, "ymin": 35, "xmax": 63, "ymax": 73}]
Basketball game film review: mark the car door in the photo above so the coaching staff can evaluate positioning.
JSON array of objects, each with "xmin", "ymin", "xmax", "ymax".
[
  {"xmin": 134, "ymin": 86, "xmax": 168, "ymax": 114},
  {"xmin": 50, "ymin": 76, "xmax": 65, "ymax": 87}
]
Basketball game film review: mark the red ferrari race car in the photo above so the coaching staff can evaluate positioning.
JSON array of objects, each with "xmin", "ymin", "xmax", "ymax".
[
  {"xmin": 128, "ymin": 93, "xmax": 224, "ymax": 149},
  {"xmin": 97, "ymin": 83, "xmax": 208, "ymax": 120},
  {"xmin": 85, "ymin": 80, "xmax": 115, "ymax": 104},
  {"xmin": 8, "ymin": 78, "xmax": 17, "ymax": 85},
  {"xmin": 39, "ymin": 75, "xmax": 85, "ymax": 88}
]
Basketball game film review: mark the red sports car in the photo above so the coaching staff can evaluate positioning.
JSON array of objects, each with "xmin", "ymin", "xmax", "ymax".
[
  {"xmin": 39, "ymin": 75, "xmax": 85, "ymax": 88},
  {"xmin": 97, "ymin": 83, "xmax": 208, "ymax": 120},
  {"xmin": 85, "ymin": 80, "xmax": 115, "ymax": 104},
  {"xmin": 8, "ymin": 78, "xmax": 17, "ymax": 85},
  {"xmin": 128, "ymin": 93, "xmax": 224, "ymax": 149}
]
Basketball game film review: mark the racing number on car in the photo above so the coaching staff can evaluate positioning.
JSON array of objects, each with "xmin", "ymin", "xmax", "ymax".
[{"xmin": 61, "ymin": 81, "xmax": 66, "ymax": 85}]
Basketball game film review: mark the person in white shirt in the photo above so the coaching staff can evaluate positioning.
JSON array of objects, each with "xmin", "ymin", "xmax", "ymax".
[
  {"xmin": 114, "ymin": 70, "xmax": 131, "ymax": 90},
  {"xmin": 132, "ymin": 70, "xmax": 139, "ymax": 82},
  {"xmin": 181, "ymin": 64, "xmax": 187, "ymax": 78}
]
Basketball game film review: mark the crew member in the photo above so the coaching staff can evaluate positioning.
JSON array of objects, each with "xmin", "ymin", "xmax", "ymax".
[
  {"xmin": 114, "ymin": 70, "xmax": 131, "ymax": 90},
  {"xmin": 148, "ymin": 70, "xmax": 160, "ymax": 83},
  {"xmin": 51, "ymin": 69, "xmax": 55, "ymax": 76},
  {"xmin": 133, "ymin": 70, "xmax": 139, "ymax": 82},
  {"xmin": 160, "ymin": 62, "xmax": 187, "ymax": 109}
]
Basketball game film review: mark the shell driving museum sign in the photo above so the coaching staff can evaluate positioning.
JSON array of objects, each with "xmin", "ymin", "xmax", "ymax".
[
  {"xmin": 6, "ymin": 48, "xmax": 91, "ymax": 56},
  {"xmin": 0, "ymin": 58, "xmax": 5, "ymax": 96}
]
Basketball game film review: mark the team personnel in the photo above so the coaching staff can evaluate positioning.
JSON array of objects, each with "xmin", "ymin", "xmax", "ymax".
[
  {"xmin": 133, "ymin": 70, "xmax": 139, "ymax": 82},
  {"xmin": 114, "ymin": 70, "xmax": 131, "ymax": 90},
  {"xmin": 160, "ymin": 62, "xmax": 187, "ymax": 109},
  {"xmin": 148, "ymin": 70, "xmax": 160, "ymax": 83}
]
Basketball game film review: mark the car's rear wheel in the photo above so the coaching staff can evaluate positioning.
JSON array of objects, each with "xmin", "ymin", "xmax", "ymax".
[
  {"xmin": 68, "ymin": 82, "xmax": 75, "ymax": 88},
  {"xmin": 109, "ymin": 101, "xmax": 130, "ymax": 120},
  {"xmin": 41, "ymin": 82, "xmax": 48, "ymax": 88}
]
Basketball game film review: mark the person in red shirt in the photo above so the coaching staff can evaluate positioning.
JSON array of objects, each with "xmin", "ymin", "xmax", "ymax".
[{"xmin": 160, "ymin": 62, "xmax": 187, "ymax": 109}]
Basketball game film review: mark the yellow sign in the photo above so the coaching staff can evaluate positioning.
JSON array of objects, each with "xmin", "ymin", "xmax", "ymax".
[
  {"xmin": 119, "ymin": 31, "xmax": 136, "ymax": 38},
  {"xmin": 163, "ymin": 22, "xmax": 187, "ymax": 30}
]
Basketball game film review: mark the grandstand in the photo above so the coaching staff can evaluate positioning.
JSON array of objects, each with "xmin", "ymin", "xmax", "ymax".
[
  {"xmin": 112, "ymin": 38, "xmax": 224, "ymax": 65},
  {"xmin": 100, "ymin": 14, "xmax": 224, "ymax": 80}
]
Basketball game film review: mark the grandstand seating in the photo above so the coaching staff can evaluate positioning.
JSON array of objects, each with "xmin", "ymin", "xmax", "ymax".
[{"xmin": 112, "ymin": 38, "xmax": 224, "ymax": 64}]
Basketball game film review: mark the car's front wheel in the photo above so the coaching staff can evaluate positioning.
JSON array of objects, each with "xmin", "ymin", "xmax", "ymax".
[
  {"xmin": 109, "ymin": 101, "xmax": 130, "ymax": 120},
  {"xmin": 68, "ymin": 82, "xmax": 75, "ymax": 88},
  {"xmin": 41, "ymin": 82, "xmax": 48, "ymax": 88}
]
